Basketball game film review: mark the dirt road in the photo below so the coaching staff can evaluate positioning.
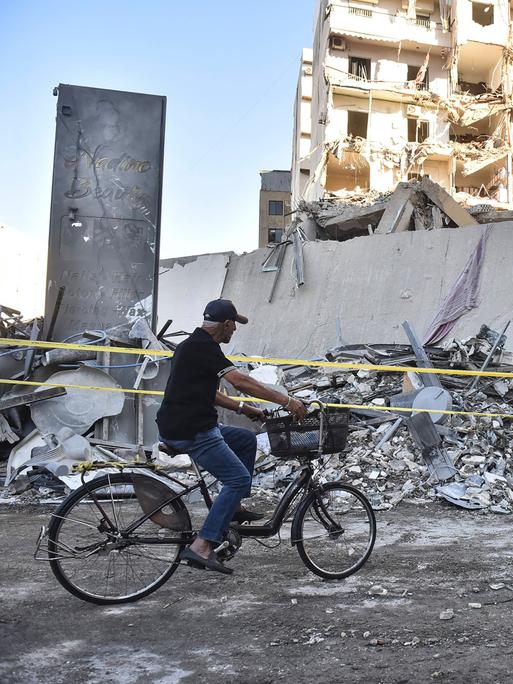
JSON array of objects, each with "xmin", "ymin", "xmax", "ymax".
[{"xmin": 1, "ymin": 502, "xmax": 513, "ymax": 683}]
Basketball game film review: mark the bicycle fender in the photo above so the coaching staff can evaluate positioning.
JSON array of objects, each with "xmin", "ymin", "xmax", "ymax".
[{"xmin": 133, "ymin": 474, "xmax": 190, "ymax": 531}]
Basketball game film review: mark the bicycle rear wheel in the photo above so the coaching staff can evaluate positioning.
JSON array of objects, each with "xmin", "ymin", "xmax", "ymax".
[
  {"xmin": 292, "ymin": 482, "xmax": 376, "ymax": 579},
  {"xmin": 47, "ymin": 472, "xmax": 190, "ymax": 604}
]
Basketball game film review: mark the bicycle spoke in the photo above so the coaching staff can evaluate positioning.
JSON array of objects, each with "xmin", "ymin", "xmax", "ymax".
[
  {"xmin": 295, "ymin": 484, "xmax": 376, "ymax": 579},
  {"xmin": 48, "ymin": 473, "xmax": 187, "ymax": 603}
]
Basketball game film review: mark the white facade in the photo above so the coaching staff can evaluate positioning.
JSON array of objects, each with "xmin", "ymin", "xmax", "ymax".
[
  {"xmin": 292, "ymin": 0, "xmax": 513, "ymax": 208},
  {"xmin": 291, "ymin": 49, "xmax": 313, "ymax": 203}
]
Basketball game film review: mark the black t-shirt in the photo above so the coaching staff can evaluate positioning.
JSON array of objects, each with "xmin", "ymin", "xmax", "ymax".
[{"xmin": 156, "ymin": 327, "xmax": 235, "ymax": 440}]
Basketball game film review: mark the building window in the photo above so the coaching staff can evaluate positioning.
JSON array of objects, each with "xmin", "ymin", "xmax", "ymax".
[
  {"xmin": 268, "ymin": 200, "xmax": 284, "ymax": 216},
  {"xmin": 349, "ymin": 56, "xmax": 371, "ymax": 81},
  {"xmin": 347, "ymin": 111, "xmax": 368, "ymax": 138},
  {"xmin": 472, "ymin": 2, "xmax": 494, "ymax": 26},
  {"xmin": 407, "ymin": 119, "xmax": 430, "ymax": 143},
  {"xmin": 268, "ymin": 229, "xmax": 283, "ymax": 244},
  {"xmin": 407, "ymin": 64, "xmax": 429, "ymax": 90}
]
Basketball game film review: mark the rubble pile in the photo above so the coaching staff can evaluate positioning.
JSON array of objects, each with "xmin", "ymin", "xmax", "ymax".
[
  {"xmin": 0, "ymin": 311, "xmax": 179, "ymax": 498},
  {"xmin": 253, "ymin": 325, "xmax": 513, "ymax": 514},
  {"xmin": 1, "ymin": 306, "xmax": 513, "ymax": 517},
  {"xmin": 297, "ymin": 177, "xmax": 513, "ymax": 242},
  {"xmin": 0, "ymin": 305, "xmax": 41, "ymax": 340}
]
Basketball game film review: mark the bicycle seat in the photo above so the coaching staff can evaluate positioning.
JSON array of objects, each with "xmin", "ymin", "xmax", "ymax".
[{"xmin": 158, "ymin": 442, "xmax": 184, "ymax": 458}]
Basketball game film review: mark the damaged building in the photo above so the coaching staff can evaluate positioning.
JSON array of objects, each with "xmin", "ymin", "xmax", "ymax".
[
  {"xmin": 2, "ymin": 37, "xmax": 513, "ymax": 518},
  {"xmin": 291, "ymin": 0, "xmax": 513, "ymax": 228}
]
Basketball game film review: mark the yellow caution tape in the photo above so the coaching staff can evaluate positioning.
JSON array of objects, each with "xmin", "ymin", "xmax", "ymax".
[
  {"xmin": 1, "ymin": 336, "xmax": 513, "ymax": 380},
  {"xmin": 0, "ymin": 378, "xmax": 163, "ymax": 396},
  {"xmin": 0, "ymin": 377, "xmax": 512, "ymax": 420},
  {"xmin": 73, "ymin": 461, "xmax": 162, "ymax": 472}
]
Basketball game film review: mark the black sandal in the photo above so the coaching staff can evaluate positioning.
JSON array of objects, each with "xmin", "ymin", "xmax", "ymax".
[
  {"xmin": 232, "ymin": 509, "xmax": 265, "ymax": 523},
  {"xmin": 180, "ymin": 546, "xmax": 233, "ymax": 575}
]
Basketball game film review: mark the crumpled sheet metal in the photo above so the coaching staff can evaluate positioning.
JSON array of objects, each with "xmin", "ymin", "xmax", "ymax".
[
  {"xmin": 436, "ymin": 482, "xmax": 484, "ymax": 510},
  {"xmin": 30, "ymin": 366, "xmax": 125, "ymax": 435},
  {"xmin": 5, "ymin": 427, "xmax": 92, "ymax": 485}
]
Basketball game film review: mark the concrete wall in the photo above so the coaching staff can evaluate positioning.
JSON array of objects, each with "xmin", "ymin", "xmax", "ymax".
[
  {"xmin": 291, "ymin": 49, "xmax": 313, "ymax": 205},
  {"xmin": 157, "ymin": 253, "xmax": 231, "ymax": 335},
  {"xmin": 328, "ymin": 1, "xmax": 450, "ymax": 49},
  {"xmin": 258, "ymin": 189, "xmax": 292, "ymax": 248},
  {"xmin": 326, "ymin": 42, "xmax": 449, "ymax": 100},
  {"xmin": 220, "ymin": 223, "xmax": 513, "ymax": 358},
  {"xmin": 454, "ymin": 0, "xmax": 510, "ymax": 47},
  {"xmin": 330, "ymin": 92, "xmax": 449, "ymax": 148}
]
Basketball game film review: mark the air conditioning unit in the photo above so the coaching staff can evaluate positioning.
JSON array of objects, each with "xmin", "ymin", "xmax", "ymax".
[
  {"xmin": 407, "ymin": 105, "xmax": 422, "ymax": 117},
  {"xmin": 330, "ymin": 35, "xmax": 346, "ymax": 51}
]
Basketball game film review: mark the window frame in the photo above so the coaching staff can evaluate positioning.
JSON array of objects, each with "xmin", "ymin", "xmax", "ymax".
[
  {"xmin": 349, "ymin": 56, "xmax": 371, "ymax": 81},
  {"xmin": 347, "ymin": 110, "xmax": 369, "ymax": 139},
  {"xmin": 471, "ymin": 2, "xmax": 494, "ymax": 26},
  {"xmin": 407, "ymin": 118, "xmax": 430, "ymax": 143},
  {"xmin": 268, "ymin": 200, "xmax": 284, "ymax": 216},
  {"xmin": 407, "ymin": 64, "xmax": 430, "ymax": 90},
  {"xmin": 268, "ymin": 228, "xmax": 284, "ymax": 244}
]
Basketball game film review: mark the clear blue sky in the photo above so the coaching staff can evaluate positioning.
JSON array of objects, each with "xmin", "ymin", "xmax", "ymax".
[{"xmin": 0, "ymin": 1, "xmax": 314, "ymax": 258}]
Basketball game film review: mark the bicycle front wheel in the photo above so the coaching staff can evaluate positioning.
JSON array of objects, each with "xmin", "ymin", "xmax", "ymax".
[
  {"xmin": 47, "ymin": 472, "xmax": 190, "ymax": 604},
  {"xmin": 292, "ymin": 482, "xmax": 376, "ymax": 579}
]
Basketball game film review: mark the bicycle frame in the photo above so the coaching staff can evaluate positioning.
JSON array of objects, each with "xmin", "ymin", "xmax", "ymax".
[{"xmin": 76, "ymin": 460, "xmax": 318, "ymax": 545}]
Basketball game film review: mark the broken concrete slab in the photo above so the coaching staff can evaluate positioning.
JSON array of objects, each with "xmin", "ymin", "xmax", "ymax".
[
  {"xmin": 315, "ymin": 202, "xmax": 386, "ymax": 239},
  {"xmin": 419, "ymin": 178, "xmax": 477, "ymax": 227},
  {"xmin": 375, "ymin": 184, "xmax": 415, "ymax": 235},
  {"xmin": 221, "ymin": 223, "xmax": 513, "ymax": 358}
]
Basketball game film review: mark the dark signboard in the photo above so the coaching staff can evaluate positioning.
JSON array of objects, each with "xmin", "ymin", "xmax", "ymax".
[{"xmin": 44, "ymin": 84, "xmax": 166, "ymax": 340}]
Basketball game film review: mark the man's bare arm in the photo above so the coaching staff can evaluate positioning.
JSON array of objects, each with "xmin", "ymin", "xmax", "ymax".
[
  {"xmin": 222, "ymin": 369, "xmax": 307, "ymax": 420},
  {"xmin": 215, "ymin": 390, "xmax": 240, "ymax": 411},
  {"xmin": 215, "ymin": 389, "xmax": 266, "ymax": 421}
]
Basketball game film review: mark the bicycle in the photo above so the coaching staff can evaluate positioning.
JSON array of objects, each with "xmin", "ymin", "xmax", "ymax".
[{"xmin": 35, "ymin": 402, "xmax": 376, "ymax": 604}]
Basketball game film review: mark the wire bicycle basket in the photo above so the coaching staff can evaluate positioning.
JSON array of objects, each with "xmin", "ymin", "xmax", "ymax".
[{"xmin": 265, "ymin": 406, "xmax": 349, "ymax": 459}]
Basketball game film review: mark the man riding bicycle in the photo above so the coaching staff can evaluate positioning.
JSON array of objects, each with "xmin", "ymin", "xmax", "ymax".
[{"xmin": 156, "ymin": 299, "xmax": 306, "ymax": 575}]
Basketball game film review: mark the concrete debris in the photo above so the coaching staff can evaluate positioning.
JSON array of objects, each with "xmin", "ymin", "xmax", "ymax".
[
  {"xmin": 439, "ymin": 609, "xmax": 455, "ymax": 621},
  {"xmin": 0, "ymin": 312, "xmax": 180, "ymax": 498},
  {"xmin": 249, "ymin": 324, "xmax": 513, "ymax": 515},
  {"xmin": 2, "ymin": 309, "xmax": 513, "ymax": 517},
  {"xmin": 0, "ymin": 305, "xmax": 42, "ymax": 340},
  {"xmin": 297, "ymin": 178, "xmax": 509, "ymax": 242}
]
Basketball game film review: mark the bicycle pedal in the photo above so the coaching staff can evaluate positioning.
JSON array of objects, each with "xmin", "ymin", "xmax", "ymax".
[{"xmin": 213, "ymin": 540, "xmax": 230, "ymax": 554}]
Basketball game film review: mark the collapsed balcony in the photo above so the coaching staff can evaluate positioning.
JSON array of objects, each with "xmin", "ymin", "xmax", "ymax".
[{"xmin": 454, "ymin": 153, "xmax": 509, "ymax": 203}]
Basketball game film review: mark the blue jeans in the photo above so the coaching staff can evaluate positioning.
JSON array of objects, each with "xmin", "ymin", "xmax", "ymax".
[{"xmin": 164, "ymin": 425, "xmax": 257, "ymax": 544}]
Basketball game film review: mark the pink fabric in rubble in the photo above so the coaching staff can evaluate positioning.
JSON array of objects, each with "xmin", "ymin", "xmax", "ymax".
[{"xmin": 423, "ymin": 226, "xmax": 492, "ymax": 345}]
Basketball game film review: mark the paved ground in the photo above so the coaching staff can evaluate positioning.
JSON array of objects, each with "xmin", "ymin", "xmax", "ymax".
[{"xmin": 1, "ymin": 500, "xmax": 513, "ymax": 683}]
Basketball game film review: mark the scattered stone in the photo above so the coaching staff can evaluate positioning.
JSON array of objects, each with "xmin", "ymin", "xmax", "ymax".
[
  {"xmin": 439, "ymin": 609, "xmax": 455, "ymax": 620},
  {"xmin": 404, "ymin": 637, "xmax": 420, "ymax": 646},
  {"xmin": 368, "ymin": 585, "xmax": 388, "ymax": 596}
]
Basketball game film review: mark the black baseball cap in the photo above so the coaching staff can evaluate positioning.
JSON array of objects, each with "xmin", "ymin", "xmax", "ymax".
[{"xmin": 203, "ymin": 299, "xmax": 248, "ymax": 324}]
